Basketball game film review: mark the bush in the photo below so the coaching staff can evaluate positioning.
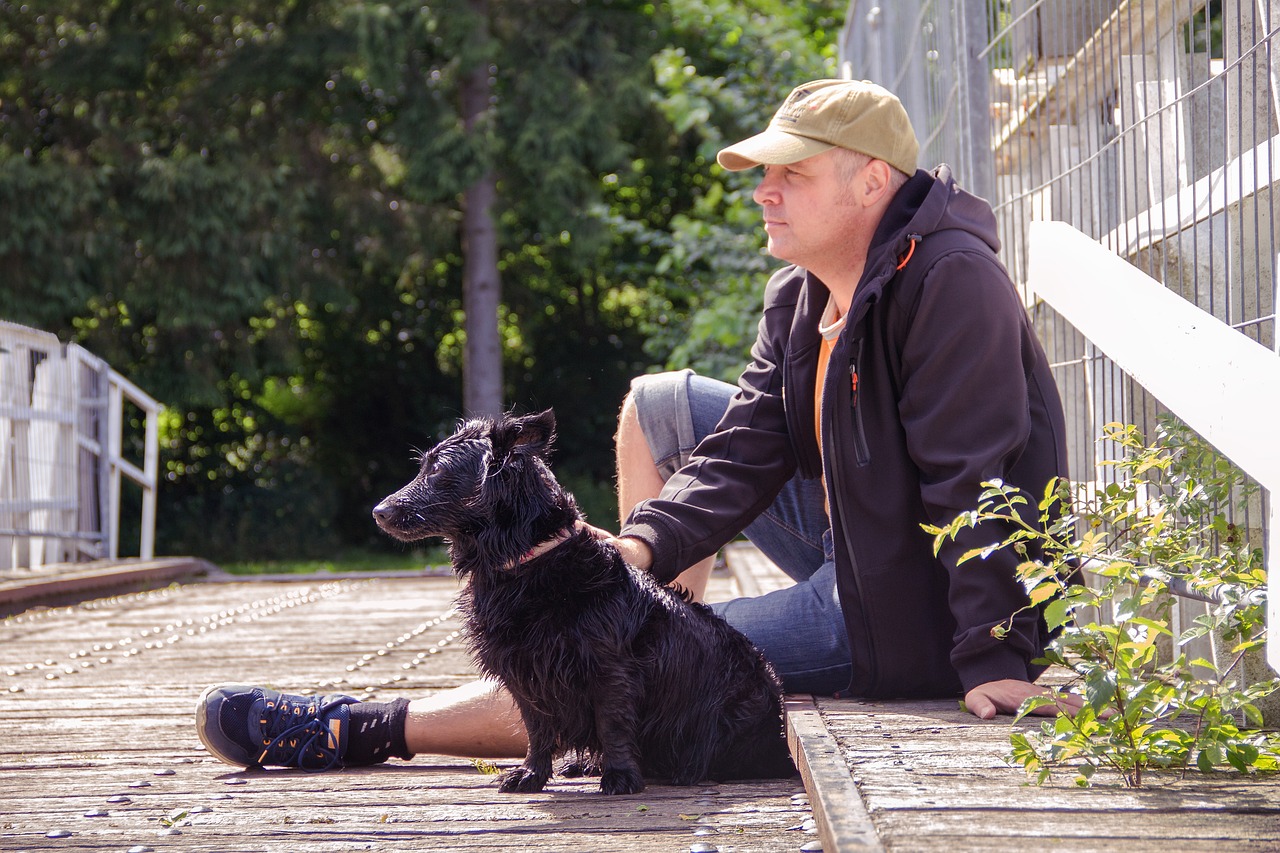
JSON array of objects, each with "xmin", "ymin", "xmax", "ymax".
[
  {"xmin": 928, "ymin": 418, "xmax": 1280, "ymax": 787},
  {"xmin": 159, "ymin": 461, "xmax": 342, "ymax": 564}
]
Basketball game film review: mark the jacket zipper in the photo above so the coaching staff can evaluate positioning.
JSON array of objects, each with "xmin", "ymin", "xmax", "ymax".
[
  {"xmin": 848, "ymin": 340, "xmax": 871, "ymax": 467},
  {"xmin": 827, "ymin": 370, "xmax": 878, "ymax": 695}
]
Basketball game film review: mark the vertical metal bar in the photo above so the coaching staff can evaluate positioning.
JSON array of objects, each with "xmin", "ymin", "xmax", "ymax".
[{"xmin": 959, "ymin": 0, "xmax": 995, "ymax": 201}]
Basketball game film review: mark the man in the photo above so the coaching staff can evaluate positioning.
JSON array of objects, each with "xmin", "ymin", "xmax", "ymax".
[{"xmin": 197, "ymin": 79, "xmax": 1074, "ymax": 772}]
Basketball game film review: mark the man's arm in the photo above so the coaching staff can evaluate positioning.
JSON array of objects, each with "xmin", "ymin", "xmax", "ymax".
[
  {"xmin": 610, "ymin": 534, "xmax": 653, "ymax": 571},
  {"xmin": 580, "ymin": 522, "xmax": 654, "ymax": 569}
]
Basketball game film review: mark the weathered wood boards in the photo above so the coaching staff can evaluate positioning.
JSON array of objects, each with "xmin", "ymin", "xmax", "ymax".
[{"xmin": 1, "ymin": 574, "xmax": 816, "ymax": 852}]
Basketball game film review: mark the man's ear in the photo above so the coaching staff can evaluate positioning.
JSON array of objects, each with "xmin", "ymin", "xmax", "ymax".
[{"xmin": 861, "ymin": 158, "xmax": 894, "ymax": 207}]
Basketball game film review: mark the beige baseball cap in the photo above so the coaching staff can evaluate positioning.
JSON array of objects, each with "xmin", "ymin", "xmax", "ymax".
[{"xmin": 717, "ymin": 79, "xmax": 919, "ymax": 175}]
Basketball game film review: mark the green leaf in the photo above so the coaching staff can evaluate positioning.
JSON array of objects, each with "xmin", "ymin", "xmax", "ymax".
[
  {"xmin": 1027, "ymin": 583, "xmax": 1059, "ymax": 607},
  {"xmin": 1083, "ymin": 668, "xmax": 1119, "ymax": 706},
  {"xmin": 1014, "ymin": 695, "xmax": 1058, "ymax": 722},
  {"xmin": 1043, "ymin": 598, "xmax": 1073, "ymax": 631}
]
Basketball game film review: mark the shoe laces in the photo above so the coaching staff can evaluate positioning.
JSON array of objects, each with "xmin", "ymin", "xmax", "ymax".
[{"xmin": 254, "ymin": 694, "xmax": 351, "ymax": 771}]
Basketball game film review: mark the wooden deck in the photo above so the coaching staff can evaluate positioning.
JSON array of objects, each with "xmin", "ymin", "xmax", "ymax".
[
  {"xmin": 1, "ymin": 567, "xmax": 815, "ymax": 853},
  {"xmin": 4, "ymin": 550, "xmax": 1280, "ymax": 852}
]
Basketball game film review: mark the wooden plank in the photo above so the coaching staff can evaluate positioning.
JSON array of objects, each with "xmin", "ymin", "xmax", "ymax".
[
  {"xmin": 723, "ymin": 542, "xmax": 796, "ymax": 598},
  {"xmin": 814, "ymin": 694, "xmax": 1280, "ymax": 850},
  {"xmin": 0, "ymin": 556, "xmax": 218, "ymax": 614},
  {"xmin": 786, "ymin": 695, "xmax": 884, "ymax": 852}
]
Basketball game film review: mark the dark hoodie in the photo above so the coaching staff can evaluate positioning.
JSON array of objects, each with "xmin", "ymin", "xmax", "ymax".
[{"xmin": 622, "ymin": 166, "xmax": 1069, "ymax": 698}]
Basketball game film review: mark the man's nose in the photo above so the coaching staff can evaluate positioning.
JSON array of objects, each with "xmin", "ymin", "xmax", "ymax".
[{"xmin": 753, "ymin": 170, "xmax": 781, "ymax": 205}]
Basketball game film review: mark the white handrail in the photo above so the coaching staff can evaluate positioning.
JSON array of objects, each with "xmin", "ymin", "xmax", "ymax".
[{"xmin": 0, "ymin": 324, "xmax": 160, "ymax": 568}]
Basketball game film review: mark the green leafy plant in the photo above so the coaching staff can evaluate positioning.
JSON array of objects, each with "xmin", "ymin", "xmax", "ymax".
[
  {"xmin": 471, "ymin": 758, "xmax": 501, "ymax": 776},
  {"xmin": 928, "ymin": 419, "xmax": 1279, "ymax": 787}
]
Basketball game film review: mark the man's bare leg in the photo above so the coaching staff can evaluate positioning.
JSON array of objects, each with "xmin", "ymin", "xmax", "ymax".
[
  {"xmin": 404, "ymin": 679, "xmax": 526, "ymax": 758},
  {"xmin": 615, "ymin": 390, "xmax": 714, "ymax": 600}
]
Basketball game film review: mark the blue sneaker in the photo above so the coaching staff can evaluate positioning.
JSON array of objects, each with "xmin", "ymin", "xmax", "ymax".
[{"xmin": 196, "ymin": 684, "xmax": 358, "ymax": 771}]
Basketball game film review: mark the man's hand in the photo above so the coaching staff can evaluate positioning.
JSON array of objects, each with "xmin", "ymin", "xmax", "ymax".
[
  {"xmin": 963, "ymin": 679, "xmax": 1083, "ymax": 720},
  {"xmin": 578, "ymin": 521, "xmax": 654, "ymax": 572}
]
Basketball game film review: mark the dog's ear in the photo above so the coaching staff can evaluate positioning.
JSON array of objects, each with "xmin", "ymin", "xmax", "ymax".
[{"xmin": 490, "ymin": 410, "xmax": 556, "ymax": 460}]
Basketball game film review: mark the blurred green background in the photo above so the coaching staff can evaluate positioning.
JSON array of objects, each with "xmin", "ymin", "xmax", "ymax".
[{"xmin": 0, "ymin": 0, "xmax": 842, "ymax": 567}]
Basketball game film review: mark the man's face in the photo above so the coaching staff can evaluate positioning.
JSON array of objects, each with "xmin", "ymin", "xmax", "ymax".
[{"xmin": 752, "ymin": 148, "xmax": 870, "ymax": 279}]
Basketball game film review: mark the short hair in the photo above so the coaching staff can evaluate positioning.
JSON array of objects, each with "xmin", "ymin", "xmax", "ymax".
[{"xmin": 834, "ymin": 148, "xmax": 910, "ymax": 202}]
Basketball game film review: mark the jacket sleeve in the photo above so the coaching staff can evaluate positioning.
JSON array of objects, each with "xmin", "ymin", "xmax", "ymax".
[
  {"xmin": 621, "ymin": 272, "xmax": 803, "ymax": 584},
  {"xmin": 896, "ymin": 250, "xmax": 1050, "ymax": 691}
]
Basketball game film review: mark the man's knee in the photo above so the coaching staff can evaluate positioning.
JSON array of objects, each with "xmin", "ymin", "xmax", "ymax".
[
  {"xmin": 616, "ymin": 370, "xmax": 695, "ymax": 469},
  {"xmin": 615, "ymin": 386, "xmax": 642, "ymax": 449}
]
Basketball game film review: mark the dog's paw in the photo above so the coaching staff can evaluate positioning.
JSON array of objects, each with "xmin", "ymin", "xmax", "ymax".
[
  {"xmin": 498, "ymin": 767, "xmax": 549, "ymax": 793},
  {"xmin": 599, "ymin": 767, "xmax": 645, "ymax": 795}
]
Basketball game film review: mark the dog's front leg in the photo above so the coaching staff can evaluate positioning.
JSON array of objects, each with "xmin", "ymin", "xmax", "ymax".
[
  {"xmin": 498, "ymin": 712, "xmax": 555, "ymax": 793},
  {"xmin": 594, "ymin": 680, "xmax": 646, "ymax": 795}
]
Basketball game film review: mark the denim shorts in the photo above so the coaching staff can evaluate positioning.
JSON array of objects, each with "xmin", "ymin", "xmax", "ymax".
[{"xmin": 629, "ymin": 369, "xmax": 852, "ymax": 695}]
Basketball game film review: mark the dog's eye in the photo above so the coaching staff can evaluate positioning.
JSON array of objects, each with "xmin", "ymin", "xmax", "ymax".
[
  {"xmin": 425, "ymin": 448, "xmax": 462, "ymax": 479},
  {"xmin": 419, "ymin": 449, "xmax": 447, "ymax": 477}
]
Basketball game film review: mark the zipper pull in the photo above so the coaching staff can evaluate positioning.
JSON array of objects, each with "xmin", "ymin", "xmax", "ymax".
[
  {"xmin": 849, "ymin": 362, "xmax": 859, "ymax": 409},
  {"xmin": 896, "ymin": 233, "xmax": 923, "ymax": 271}
]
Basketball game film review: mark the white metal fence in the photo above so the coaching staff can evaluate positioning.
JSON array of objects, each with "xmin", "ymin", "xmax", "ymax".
[
  {"xmin": 841, "ymin": 0, "xmax": 1279, "ymax": 671},
  {"xmin": 0, "ymin": 320, "xmax": 159, "ymax": 571}
]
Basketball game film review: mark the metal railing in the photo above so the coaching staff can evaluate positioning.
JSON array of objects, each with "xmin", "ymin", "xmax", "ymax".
[
  {"xmin": 0, "ymin": 320, "xmax": 159, "ymax": 570},
  {"xmin": 840, "ymin": 0, "xmax": 1278, "ymax": 671}
]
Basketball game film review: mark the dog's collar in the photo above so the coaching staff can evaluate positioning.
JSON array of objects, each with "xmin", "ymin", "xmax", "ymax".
[{"xmin": 507, "ymin": 530, "xmax": 573, "ymax": 569}]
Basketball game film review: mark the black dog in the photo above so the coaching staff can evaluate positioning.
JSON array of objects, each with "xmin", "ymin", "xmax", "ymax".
[{"xmin": 372, "ymin": 410, "xmax": 795, "ymax": 794}]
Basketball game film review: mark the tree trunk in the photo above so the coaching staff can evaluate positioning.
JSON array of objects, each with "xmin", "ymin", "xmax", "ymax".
[
  {"xmin": 460, "ymin": 1, "xmax": 502, "ymax": 417},
  {"xmin": 461, "ymin": 169, "xmax": 502, "ymax": 417}
]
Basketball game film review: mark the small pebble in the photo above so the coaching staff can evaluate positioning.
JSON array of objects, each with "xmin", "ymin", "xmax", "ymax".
[
  {"xmin": 154, "ymin": 768, "xmax": 176, "ymax": 776},
  {"xmin": 83, "ymin": 809, "xmax": 110, "ymax": 818},
  {"xmin": 800, "ymin": 842, "xmax": 824, "ymax": 852},
  {"xmin": 224, "ymin": 777, "xmax": 248, "ymax": 785},
  {"xmin": 46, "ymin": 829, "xmax": 73, "ymax": 838},
  {"xmin": 157, "ymin": 828, "xmax": 182, "ymax": 837},
  {"xmin": 127, "ymin": 781, "xmax": 152, "ymax": 789},
  {"xmin": 128, "ymin": 846, "xmax": 154, "ymax": 853},
  {"xmin": 689, "ymin": 844, "xmax": 718, "ymax": 853},
  {"xmin": 106, "ymin": 796, "xmax": 132, "ymax": 804},
  {"xmin": 189, "ymin": 806, "xmax": 213, "ymax": 814}
]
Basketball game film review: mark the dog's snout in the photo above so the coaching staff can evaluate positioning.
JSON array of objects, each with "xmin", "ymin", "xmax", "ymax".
[{"xmin": 372, "ymin": 501, "xmax": 394, "ymax": 522}]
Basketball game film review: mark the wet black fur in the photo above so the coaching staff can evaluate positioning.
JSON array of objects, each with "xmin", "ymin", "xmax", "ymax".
[{"xmin": 372, "ymin": 410, "xmax": 795, "ymax": 794}]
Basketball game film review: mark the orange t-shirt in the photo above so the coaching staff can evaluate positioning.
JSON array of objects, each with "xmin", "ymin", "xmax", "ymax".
[{"xmin": 814, "ymin": 299, "xmax": 845, "ymax": 512}]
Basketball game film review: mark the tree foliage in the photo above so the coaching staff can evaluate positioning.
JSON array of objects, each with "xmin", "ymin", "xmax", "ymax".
[{"xmin": 0, "ymin": 0, "xmax": 843, "ymax": 560}]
